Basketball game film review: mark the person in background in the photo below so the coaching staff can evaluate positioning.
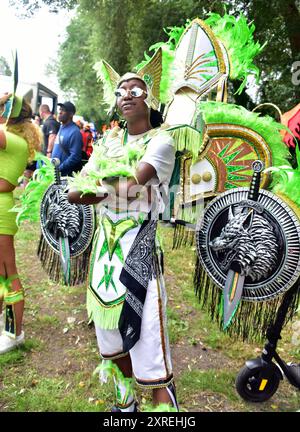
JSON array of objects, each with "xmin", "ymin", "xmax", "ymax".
[
  {"xmin": 51, "ymin": 101, "xmax": 83, "ymax": 176},
  {"xmin": 89, "ymin": 122, "xmax": 97, "ymax": 141},
  {"xmin": 20, "ymin": 114, "xmax": 43, "ymax": 188},
  {"xmin": 0, "ymin": 92, "xmax": 42, "ymax": 353},
  {"xmin": 39, "ymin": 104, "xmax": 60, "ymax": 158},
  {"xmin": 33, "ymin": 115, "xmax": 41, "ymax": 127},
  {"xmin": 81, "ymin": 122, "xmax": 94, "ymax": 158}
]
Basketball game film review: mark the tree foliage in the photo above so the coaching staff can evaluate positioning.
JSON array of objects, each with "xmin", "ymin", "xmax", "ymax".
[
  {"xmin": 10, "ymin": 0, "xmax": 78, "ymax": 17},
  {"xmin": 13, "ymin": 0, "xmax": 300, "ymax": 122},
  {"xmin": 231, "ymin": 0, "xmax": 300, "ymax": 112}
]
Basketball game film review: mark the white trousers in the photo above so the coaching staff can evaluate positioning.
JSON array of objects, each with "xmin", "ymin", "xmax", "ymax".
[{"xmin": 95, "ymin": 273, "xmax": 174, "ymax": 388}]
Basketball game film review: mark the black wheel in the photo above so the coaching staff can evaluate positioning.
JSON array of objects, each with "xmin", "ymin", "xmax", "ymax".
[{"xmin": 235, "ymin": 365, "xmax": 280, "ymax": 402}]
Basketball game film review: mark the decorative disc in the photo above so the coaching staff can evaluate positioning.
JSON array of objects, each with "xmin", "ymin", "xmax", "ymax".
[
  {"xmin": 196, "ymin": 188, "xmax": 300, "ymax": 301},
  {"xmin": 40, "ymin": 181, "xmax": 95, "ymax": 257}
]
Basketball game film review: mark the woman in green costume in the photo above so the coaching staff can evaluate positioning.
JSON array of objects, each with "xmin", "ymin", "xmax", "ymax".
[
  {"xmin": 68, "ymin": 75, "xmax": 178, "ymax": 412},
  {"xmin": 0, "ymin": 93, "xmax": 42, "ymax": 354}
]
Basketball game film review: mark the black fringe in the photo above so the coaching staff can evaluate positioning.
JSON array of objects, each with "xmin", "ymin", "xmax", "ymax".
[
  {"xmin": 37, "ymin": 234, "xmax": 92, "ymax": 286},
  {"xmin": 172, "ymin": 224, "xmax": 195, "ymax": 249},
  {"xmin": 194, "ymin": 257, "xmax": 300, "ymax": 343}
]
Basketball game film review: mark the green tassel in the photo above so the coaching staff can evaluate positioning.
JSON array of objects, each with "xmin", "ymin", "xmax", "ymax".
[{"xmin": 168, "ymin": 125, "xmax": 204, "ymax": 162}]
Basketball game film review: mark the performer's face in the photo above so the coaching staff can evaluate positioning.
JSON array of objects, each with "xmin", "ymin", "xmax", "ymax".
[{"xmin": 116, "ymin": 79, "xmax": 148, "ymax": 121}]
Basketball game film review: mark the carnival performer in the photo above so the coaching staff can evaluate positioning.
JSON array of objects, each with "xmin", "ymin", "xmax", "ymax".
[
  {"xmin": 68, "ymin": 74, "xmax": 178, "ymax": 412},
  {"xmin": 0, "ymin": 93, "xmax": 42, "ymax": 354}
]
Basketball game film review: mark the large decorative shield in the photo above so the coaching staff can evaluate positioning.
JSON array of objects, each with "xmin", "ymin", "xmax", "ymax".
[
  {"xmin": 196, "ymin": 187, "xmax": 300, "ymax": 302},
  {"xmin": 40, "ymin": 180, "xmax": 95, "ymax": 257}
]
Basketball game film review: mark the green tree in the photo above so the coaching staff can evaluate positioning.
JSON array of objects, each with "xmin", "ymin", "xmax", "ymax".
[
  {"xmin": 17, "ymin": 0, "xmax": 298, "ymax": 118},
  {"xmin": 229, "ymin": 0, "xmax": 300, "ymax": 111},
  {"xmin": 0, "ymin": 56, "xmax": 12, "ymax": 76},
  {"xmin": 56, "ymin": 11, "xmax": 105, "ymax": 125},
  {"xmin": 9, "ymin": 0, "xmax": 78, "ymax": 16},
  {"xmin": 57, "ymin": 0, "xmax": 224, "ymax": 122}
]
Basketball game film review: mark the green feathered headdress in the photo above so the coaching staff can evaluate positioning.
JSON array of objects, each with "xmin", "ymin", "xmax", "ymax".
[
  {"xmin": 135, "ymin": 11, "xmax": 264, "ymax": 105},
  {"xmin": 94, "ymin": 11, "xmax": 264, "ymax": 114},
  {"xmin": 94, "ymin": 48, "xmax": 163, "ymax": 112}
]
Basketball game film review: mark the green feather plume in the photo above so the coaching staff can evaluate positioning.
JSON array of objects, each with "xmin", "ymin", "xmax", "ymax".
[
  {"xmin": 135, "ymin": 25, "xmax": 186, "ymax": 105},
  {"xmin": 68, "ymin": 139, "xmax": 146, "ymax": 195},
  {"xmin": 93, "ymin": 60, "xmax": 119, "ymax": 112},
  {"xmin": 10, "ymin": 153, "xmax": 55, "ymax": 225},
  {"xmin": 198, "ymin": 101, "xmax": 291, "ymax": 167},
  {"xmin": 205, "ymin": 12, "xmax": 265, "ymax": 93},
  {"xmin": 266, "ymin": 145, "xmax": 300, "ymax": 210},
  {"xmin": 93, "ymin": 360, "xmax": 134, "ymax": 393}
]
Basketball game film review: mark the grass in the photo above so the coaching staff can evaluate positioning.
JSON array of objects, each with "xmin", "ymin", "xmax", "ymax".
[
  {"xmin": 0, "ymin": 216, "xmax": 299, "ymax": 412},
  {"xmin": 167, "ymin": 307, "xmax": 189, "ymax": 344},
  {"xmin": 1, "ymin": 375, "xmax": 107, "ymax": 412},
  {"xmin": 178, "ymin": 369, "xmax": 239, "ymax": 402}
]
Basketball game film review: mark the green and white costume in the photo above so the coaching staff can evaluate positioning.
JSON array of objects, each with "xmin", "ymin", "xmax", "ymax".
[{"xmin": 82, "ymin": 125, "xmax": 176, "ymax": 389}]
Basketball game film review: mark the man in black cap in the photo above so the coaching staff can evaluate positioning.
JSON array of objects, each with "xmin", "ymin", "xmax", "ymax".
[{"xmin": 52, "ymin": 101, "xmax": 83, "ymax": 176}]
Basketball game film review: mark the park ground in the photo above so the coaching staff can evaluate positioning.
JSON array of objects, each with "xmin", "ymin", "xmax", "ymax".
[{"xmin": 0, "ymin": 215, "xmax": 299, "ymax": 412}]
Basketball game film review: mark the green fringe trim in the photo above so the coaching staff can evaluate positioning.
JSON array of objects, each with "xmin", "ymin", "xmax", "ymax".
[
  {"xmin": 198, "ymin": 101, "xmax": 291, "ymax": 168},
  {"xmin": 194, "ymin": 258, "xmax": 300, "ymax": 342},
  {"xmin": 173, "ymin": 224, "xmax": 195, "ymax": 249},
  {"xmin": 168, "ymin": 125, "xmax": 204, "ymax": 162},
  {"xmin": 87, "ymin": 288, "xmax": 123, "ymax": 330},
  {"xmin": 176, "ymin": 200, "xmax": 203, "ymax": 225}
]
